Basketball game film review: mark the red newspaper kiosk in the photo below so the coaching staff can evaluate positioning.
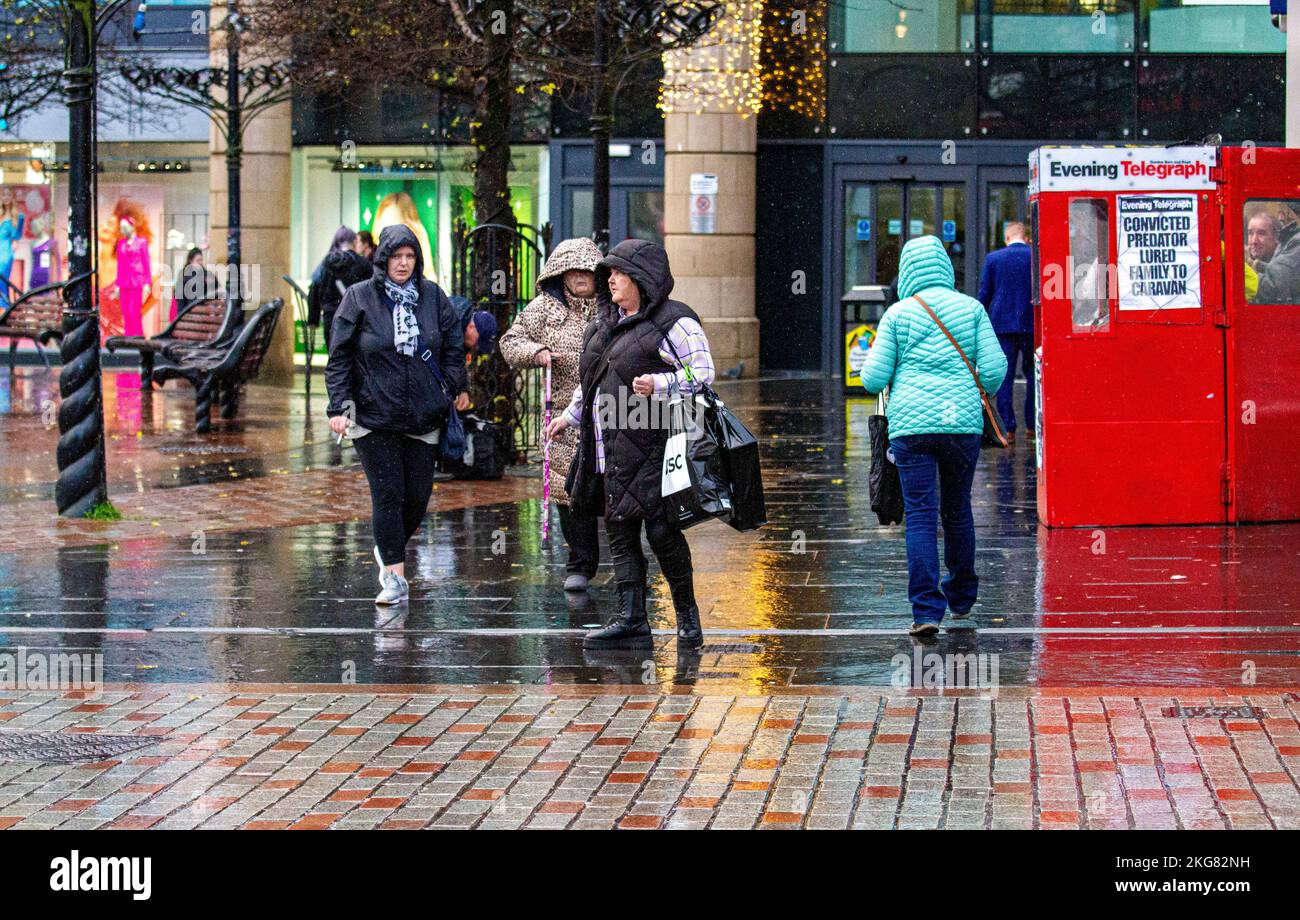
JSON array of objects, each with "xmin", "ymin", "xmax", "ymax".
[{"xmin": 1029, "ymin": 145, "xmax": 1300, "ymax": 527}]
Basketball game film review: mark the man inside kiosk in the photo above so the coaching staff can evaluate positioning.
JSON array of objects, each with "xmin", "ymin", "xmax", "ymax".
[{"xmin": 1247, "ymin": 200, "xmax": 1300, "ymax": 305}]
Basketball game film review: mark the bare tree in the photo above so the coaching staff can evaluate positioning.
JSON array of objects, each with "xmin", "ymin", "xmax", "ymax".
[
  {"xmin": 250, "ymin": 0, "xmax": 524, "ymax": 241},
  {"xmin": 250, "ymin": 0, "xmax": 724, "ymax": 255},
  {"xmin": 518, "ymin": 0, "xmax": 723, "ymax": 251},
  {"xmin": 0, "ymin": 0, "xmax": 70, "ymax": 132}
]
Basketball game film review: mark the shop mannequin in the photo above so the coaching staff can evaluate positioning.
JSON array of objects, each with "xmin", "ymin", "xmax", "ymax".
[
  {"xmin": 27, "ymin": 214, "xmax": 58, "ymax": 289},
  {"xmin": 115, "ymin": 217, "xmax": 152, "ymax": 337},
  {"xmin": 0, "ymin": 199, "xmax": 24, "ymax": 304}
]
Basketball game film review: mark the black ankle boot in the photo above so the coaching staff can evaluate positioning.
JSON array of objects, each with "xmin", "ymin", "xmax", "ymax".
[
  {"xmin": 583, "ymin": 581, "xmax": 651, "ymax": 648},
  {"xmin": 675, "ymin": 605, "xmax": 703, "ymax": 648},
  {"xmin": 664, "ymin": 568, "xmax": 704, "ymax": 649}
]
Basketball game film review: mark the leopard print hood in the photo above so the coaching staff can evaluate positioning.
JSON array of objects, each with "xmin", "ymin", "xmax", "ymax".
[{"xmin": 537, "ymin": 237, "xmax": 602, "ymax": 307}]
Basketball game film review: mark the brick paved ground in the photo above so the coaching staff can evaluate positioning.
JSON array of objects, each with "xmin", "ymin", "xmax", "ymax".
[{"xmin": 1, "ymin": 687, "xmax": 1297, "ymax": 830}]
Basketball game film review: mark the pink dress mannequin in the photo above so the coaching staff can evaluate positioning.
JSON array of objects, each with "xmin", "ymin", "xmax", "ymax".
[{"xmin": 115, "ymin": 218, "xmax": 151, "ymax": 338}]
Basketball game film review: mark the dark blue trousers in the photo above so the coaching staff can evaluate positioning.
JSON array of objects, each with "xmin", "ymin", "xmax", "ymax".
[
  {"xmin": 890, "ymin": 433, "xmax": 982, "ymax": 624},
  {"xmin": 995, "ymin": 332, "xmax": 1035, "ymax": 434}
]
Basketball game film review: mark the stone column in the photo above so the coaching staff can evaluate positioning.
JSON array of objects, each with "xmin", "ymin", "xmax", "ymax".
[
  {"xmin": 208, "ymin": 2, "xmax": 294, "ymax": 385},
  {"xmin": 661, "ymin": 3, "xmax": 762, "ymax": 378}
]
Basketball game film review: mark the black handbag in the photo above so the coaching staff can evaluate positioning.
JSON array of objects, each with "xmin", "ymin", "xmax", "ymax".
[
  {"xmin": 869, "ymin": 391, "xmax": 905, "ymax": 526},
  {"xmin": 415, "ymin": 334, "xmax": 466, "ymax": 465},
  {"xmin": 914, "ymin": 296, "xmax": 1009, "ymax": 449},
  {"xmin": 661, "ymin": 392, "xmax": 732, "ymax": 530},
  {"xmin": 654, "ymin": 322, "xmax": 767, "ymax": 532},
  {"xmin": 712, "ymin": 399, "xmax": 766, "ymax": 532}
]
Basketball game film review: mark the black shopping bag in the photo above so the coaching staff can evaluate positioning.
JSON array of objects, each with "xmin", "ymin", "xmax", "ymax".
[
  {"xmin": 869, "ymin": 409, "xmax": 904, "ymax": 526},
  {"xmin": 712, "ymin": 401, "xmax": 766, "ymax": 532},
  {"xmin": 660, "ymin": 394, "xmax": 733, "ymax": 530}
]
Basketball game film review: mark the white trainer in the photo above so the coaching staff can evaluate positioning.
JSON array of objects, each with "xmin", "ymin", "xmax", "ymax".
[
  {"xmin": 373, "ymin": 546, "xmax": 385, "ymax": 587},
  {"xmin": 375, "ymin": 569, "xmax": 409, "ymax": 606}
]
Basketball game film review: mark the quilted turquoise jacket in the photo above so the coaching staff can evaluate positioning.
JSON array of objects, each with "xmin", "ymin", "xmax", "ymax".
[{"xmin": 860, "ymin": 236, "xmax": 1008, "ymax": 437}]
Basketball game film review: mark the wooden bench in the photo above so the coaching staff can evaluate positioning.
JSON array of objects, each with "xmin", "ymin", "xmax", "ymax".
[
  {"xmin": 105, "ymin": 297, "xmax": 233, "ymax": 382},
  {"xmin": 150, "ymin": 298, "xmax": 284, "ymax": 433},
  {"xmin": 0, "ymin": 281, "xmax": 64, "ymax": 371}
]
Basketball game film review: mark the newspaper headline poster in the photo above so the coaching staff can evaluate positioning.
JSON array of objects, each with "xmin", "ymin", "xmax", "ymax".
[{"xmin": 1116, "ymin": 194, "xmax": 1201, "ymax": 311}]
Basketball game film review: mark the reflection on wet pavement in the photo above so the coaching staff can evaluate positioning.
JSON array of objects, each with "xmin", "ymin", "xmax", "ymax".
[{"xmin": 3, "ymin": 369, "xmax": 1300, "ymax": 689}]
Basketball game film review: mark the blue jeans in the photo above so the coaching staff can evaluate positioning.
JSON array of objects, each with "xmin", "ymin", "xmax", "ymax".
[
  {"xmin": 995, "ymin": 332, "xmax": 1034, "ymax": 433},
  {"xmin": 890, "ymin": 433, "xmax": 981, "ymax": 624}
]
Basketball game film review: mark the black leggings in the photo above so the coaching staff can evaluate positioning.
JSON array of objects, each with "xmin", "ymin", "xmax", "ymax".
[
  {"xmin": 557, "ymin": 502, "xmax": 600, "ymax": 577},
  {"xmin": 606, "ymin": 510, "xmax": 695, "ymax": 609},
  {"xmin": 354, "ymin": 430, "xmax": 437, "ymax": 566}
]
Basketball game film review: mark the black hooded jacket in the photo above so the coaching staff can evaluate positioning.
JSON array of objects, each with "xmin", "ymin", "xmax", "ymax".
[
  {"xmin": 324, "ymin": 225, "xmax": 467, "ymax": 434},
  {"xmin": 568, "ymin": 239, "xmax": 701, "ymax": 522},
  {"xmin": 308, "ymin": 247, "xmax": 372, "ymax": 325}
]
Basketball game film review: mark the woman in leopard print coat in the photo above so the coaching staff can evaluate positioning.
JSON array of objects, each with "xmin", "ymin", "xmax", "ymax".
[{"xmin": 501, "ymin": 237, "xmax": 603, "ymax": 591}]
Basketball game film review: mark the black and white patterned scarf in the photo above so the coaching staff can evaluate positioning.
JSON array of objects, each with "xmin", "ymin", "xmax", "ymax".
[{"xmin": 384, "ymin": 277, "xmax": 420, "ymax": 356}]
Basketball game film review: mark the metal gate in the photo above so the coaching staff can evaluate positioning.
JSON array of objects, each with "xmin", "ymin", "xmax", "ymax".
[{"xmin": 450, "ymin": 220, "xmax": 552, "ymax": 460}]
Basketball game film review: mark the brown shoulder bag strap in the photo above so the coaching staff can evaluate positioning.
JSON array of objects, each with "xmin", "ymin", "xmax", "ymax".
[{"xmin": 913, "ymin": 295, "xmax": 989, "ymax": 399}]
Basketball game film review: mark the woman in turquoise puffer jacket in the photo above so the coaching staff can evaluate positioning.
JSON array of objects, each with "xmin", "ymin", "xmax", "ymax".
[{"xmin": 861, "ymin": 235, "xmax": 1008, "ymax": 636}]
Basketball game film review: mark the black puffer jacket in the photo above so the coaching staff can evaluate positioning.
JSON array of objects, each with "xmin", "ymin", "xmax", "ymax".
[
  {"xmin": 324, "ymin": 225, "xmax": 466, "ymax": 434},
  {"xmin": 569, "ymin": 239, "xmax": 700, "ymax": 522}
]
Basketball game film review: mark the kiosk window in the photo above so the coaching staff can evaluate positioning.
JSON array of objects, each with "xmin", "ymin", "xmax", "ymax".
[
  {"xmin": 1245, "ymin": 200, "xmax": 1300, "ymax": 305},
  {"xmin": 1030, "ymin": 200, "xmax": 1040, "ymax": 306},
  {"xmin": 1069, "ymin": 198, "xmax": 1111, "ymax": 332}
]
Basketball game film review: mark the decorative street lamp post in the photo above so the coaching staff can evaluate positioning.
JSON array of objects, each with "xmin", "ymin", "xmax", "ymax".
[
  {"xmin": 55, "ymin": 0, "xmax": 130, "ymax": 517},
  {"xmin": 124, "ymin": 0, "xmax": 289, "ymax": 323}
]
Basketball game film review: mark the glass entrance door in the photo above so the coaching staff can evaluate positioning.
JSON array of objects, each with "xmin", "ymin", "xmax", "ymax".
[
  {"xmin": 843, "ymin": 181, "xmax": 967, "ymax": 296},
  {"xmin": 987, "ymin": 181, "xmax": 1027, "ymax": 254},
  {"xmin": 565, "ymin": 187, "xmax": 665, "ymax": 246}
]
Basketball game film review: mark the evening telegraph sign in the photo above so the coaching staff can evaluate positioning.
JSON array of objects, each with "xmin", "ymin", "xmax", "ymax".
[{"xmin": 1029, "ymin": 147, "xmax": 1217, "ymax": 193}]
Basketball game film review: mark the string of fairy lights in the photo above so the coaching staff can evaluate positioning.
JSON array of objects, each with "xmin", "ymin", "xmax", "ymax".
[
  {"xmin": 659, "ymin": 0, "xmax": 765, "ymax": 117},
  {"xmin": 658, "ymin": 0, "xmax": 826, "ymax": 122},
  {"xmin": 760, "ymin": 1, "xmax": 826, "ymax": 121}
]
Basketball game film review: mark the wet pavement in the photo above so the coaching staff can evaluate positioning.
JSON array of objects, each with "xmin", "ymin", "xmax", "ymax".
[
  {"xmin": 2, "ymin": 367, "xmax": 1300, "ymax": 690},
  {"xmin": 3, "ymin": 367, "xmax": 1300, "ymax": 830}
]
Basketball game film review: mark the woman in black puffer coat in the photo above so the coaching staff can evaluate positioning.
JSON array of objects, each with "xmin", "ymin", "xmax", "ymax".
[{"xmin": 548, "ymin": 239, "xmax": 716, "ymax": 649}]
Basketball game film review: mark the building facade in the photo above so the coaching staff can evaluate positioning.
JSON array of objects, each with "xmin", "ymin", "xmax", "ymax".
[
  {"xmin": 754, "ymin": 0, "xmax": 1285, "ymax": 375},
  {"xmin": 1, "ymin": 1, "xmax": 212, "ymax": 345},
  {"xmin": 1, "ymin": 0, "xmax": 1286, "ymax": 381}
]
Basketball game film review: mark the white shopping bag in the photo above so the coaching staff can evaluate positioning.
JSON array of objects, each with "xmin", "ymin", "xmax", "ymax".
[{"xmin": 661, "ymin": 398, "xmax": 692, "ymax": 499}]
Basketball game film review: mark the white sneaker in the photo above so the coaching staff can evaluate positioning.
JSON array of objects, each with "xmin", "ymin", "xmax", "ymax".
[
  {"xmin": 375, "ymin": 569, "xmax": 409, "ymax": 606},
  {"xmin": 373, "ymin": 546, "xmax": 385, "ymax": 587}
]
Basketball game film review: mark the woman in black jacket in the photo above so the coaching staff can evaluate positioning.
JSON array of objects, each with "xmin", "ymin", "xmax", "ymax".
[
  {"xmin": 172, "ymin": 247, "xmax": 219, "ymax": 321},
  {"xmin": 326, "ymin": 225, "xmax": 467, "ymax": 605},
  {"xmin": 547, "ymin": 239, "xmax": 715, "ymax": 649},
  {"xmin": 309, "ymin": 226, "xmax": 373, "ymax": 350}
]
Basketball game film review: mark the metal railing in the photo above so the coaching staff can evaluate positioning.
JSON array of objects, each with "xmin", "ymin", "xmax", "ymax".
[{"xmin": 450, "ymin": 219, "xmax": 553, "ymax": 461}]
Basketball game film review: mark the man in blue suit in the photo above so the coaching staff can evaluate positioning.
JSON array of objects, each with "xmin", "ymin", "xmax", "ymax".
[{"xmin": 977, "ymin": 221, "xmax": 1034, "ymax": 443}]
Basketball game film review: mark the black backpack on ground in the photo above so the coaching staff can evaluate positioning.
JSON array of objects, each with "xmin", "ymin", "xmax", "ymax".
[{"xmin": 437, "ymin": 413, "xmax": 507, "ymax": 480}]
